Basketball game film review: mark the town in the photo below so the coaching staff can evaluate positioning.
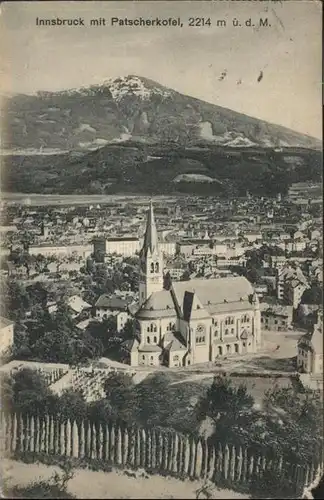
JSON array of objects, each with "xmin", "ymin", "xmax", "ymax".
[{"xmin": 0, "ymin": 183, "xmax": 322, "ymax": 374}]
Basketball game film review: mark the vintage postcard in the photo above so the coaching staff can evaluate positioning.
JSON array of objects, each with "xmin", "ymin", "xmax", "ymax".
[{"xmin": 0, "ymin": 0, "xmax": 322, "ymax": 498}]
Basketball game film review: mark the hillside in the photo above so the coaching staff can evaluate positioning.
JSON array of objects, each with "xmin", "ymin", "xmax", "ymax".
[{"xmin": 3, "ymin": 142, "xmax": 322, "ymax": 197}]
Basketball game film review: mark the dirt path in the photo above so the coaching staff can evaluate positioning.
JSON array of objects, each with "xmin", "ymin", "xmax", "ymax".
[{"xmin": 2, "ymin": 459, "xmax": 250, "ymax": 499}]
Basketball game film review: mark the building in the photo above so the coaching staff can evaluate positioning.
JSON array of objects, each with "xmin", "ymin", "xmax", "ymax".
[
  {"xmin": 0, "ymin": 316, "xmax": 14, "ymax": 354},
  {"xmin": 260, "ymin": 305, "xmax": 293, "ymax": 331},
  {"xmin": 297, "ymin": 311, "xmax": 323, "ymax": 374},
  {"xmin": 124, "ymin": 202, "xmax": 261, "ymax": 368},
  {"xmin": 93, "ymin": 237, "xmax": 176, "ymax": 261},
  {"xmin": 93, "ymin": 237, "xmax": 140, "ymax": 261},
  {"xmin": 276, "ymin": 265, "xmax": 309, "ymax": 308},
  {"xmin": 29, "ymin": 244, "xmax": 92, "ymax": 259},
  {"xmin": 95, "ymin": 294, "xmax": 134, "ymax": 331}
]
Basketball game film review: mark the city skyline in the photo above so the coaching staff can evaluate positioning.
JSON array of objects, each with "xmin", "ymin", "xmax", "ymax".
[{"xmin": 0, "ymin": 0, "xmax": 322, "ymax": 138}]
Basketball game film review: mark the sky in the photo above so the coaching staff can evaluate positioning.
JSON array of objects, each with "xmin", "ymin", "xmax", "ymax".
[{"xmin": 0, "ymin": 0, "xmax": 322, "ymax": 138}]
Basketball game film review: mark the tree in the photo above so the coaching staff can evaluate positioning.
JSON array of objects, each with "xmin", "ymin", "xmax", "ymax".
[
  {"xmin": 0, "ymin": 278, "xmax": 31, "ymax": 320},
  {"xmin": 133, "ymin": 372, "xmax": 176, "ymax": 427},
  {"xmin": 57, "ymin": 388, "xmax": 87, "ymax": 422},
  {"xmin": 301, "ymin": 285, "xmax": 323, "ymax": 305},
  {"xmin": 121, "ymin": 319, "xmax": 135, "ymax": 340},
  {"xmin": 1, "ymin": 368, "xmax": 58, "ymax": 415},
  {"xmin": 197, "ymin": 375, "xmax": 254, "ymax": 429},
  {"xmin": 261, "ymin": 384, "xmax": 323, "ymax": 463},
  {"xmin": 103, "ymin": 372, "xmax": 135, "ymax": 422}
]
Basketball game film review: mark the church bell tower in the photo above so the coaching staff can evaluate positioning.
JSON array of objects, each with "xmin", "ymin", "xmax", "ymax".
[{"xmin": 138, "ymin": 201, "xmax": 163, "ymax": 306}]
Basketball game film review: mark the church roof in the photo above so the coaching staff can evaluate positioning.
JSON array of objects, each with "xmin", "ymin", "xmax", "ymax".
[
  {"xmin": 165, "ymin": 336, "xmax": 187, "ymax": 352},
  {"xmin": 140, "ymin": 201, "xmax": 159, "ymax": 258},
  {"xmin": 173, "ymin": 277, "xmax": 255, "ymax": 316},
  {"xmin": 138, "ymin": 344, "xmax": 162, "ymax": 353},
  {"xmin": 135, "ymin": 276, "xmax": 256, "ymax": 321}
]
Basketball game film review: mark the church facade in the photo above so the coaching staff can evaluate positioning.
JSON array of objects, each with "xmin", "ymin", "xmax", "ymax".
[{"xmin": 123, "ymin": 202, "xmax": 261, "ymax": 368}]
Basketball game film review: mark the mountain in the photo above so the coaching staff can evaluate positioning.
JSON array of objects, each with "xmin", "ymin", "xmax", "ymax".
[
  {"xmin": 2, "ymin": 75, "xmax": 321, "ymax": 152},
  {"xmin": 1, "ymin": 76, "xmax": 322, "ymax": 196}
]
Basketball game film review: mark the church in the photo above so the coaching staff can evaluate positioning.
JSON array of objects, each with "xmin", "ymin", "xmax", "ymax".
[{"xmin": 122, "ymin": 202, "xmax": 261, "ymax": 368}]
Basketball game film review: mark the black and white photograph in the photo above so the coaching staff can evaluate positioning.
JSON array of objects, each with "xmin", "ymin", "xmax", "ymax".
[{"xmin": 0, "ymin": 0, "xmax": 323, "ymax": 498}]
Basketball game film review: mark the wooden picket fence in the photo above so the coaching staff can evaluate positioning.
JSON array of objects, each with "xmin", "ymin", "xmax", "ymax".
[{"xmin": 1, "ymin": 412, "xmax": 321, "ymax": 494}]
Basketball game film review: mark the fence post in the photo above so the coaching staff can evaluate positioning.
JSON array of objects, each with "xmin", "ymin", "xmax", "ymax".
[
  {"xmin": 195, "ymin": 438, "xmax": 203, "ymax": 479},
  {"xmin": 155, "ymin": 430, "xmax": 162, "ymax": 470},
  {"xmin": 146, "ymin": 429, "xmax": 152, "ymax": 470},
  {"xmin": 133, "ymin": 427, "xmax": 139, "ymax": 467},
  {"xmin": 103, "ymin": 423, "xmax": 109, "ymax": 462},
  {"xmin": 189, "ymin": 436, "xmax": 196, "ymax": 478},
  {"xmin": 248, "ymin": 453, "xmax": 255, "ymax": 481},
  {"xmin": 216, "ymin": 442, "xmax": 223, "ymax": 481},
  {"xmin": 10, "ymin": 413, "xmax": 18, "ymax": 453},
  {"xmin": 242, "ymin": 447, "xmax": 248, "ymax": 483},
  {"xmin": 161, "ymin": 431, "xmax": 168, "ymax": 472},
  {"xmin": 151, "ymin": 429, "xmax": 157, "ymax": 470},
  {"xmin": 202, "ymin": 439, "xmax": 208, "ymax": 480},
  {"xmin": 140, "ymin": 428, "xmax": 146, "ymax": 468},
  {"xmin": 33, "ymin": 414, "xmax": 39, "ymax": 453},
  {"xmin": 110, "ymin": 423, "xmax": 115, "ymax": 463},
  {"xmin": 66, "ymin": 419, "xmax": 72, "ymax": 457},
  {"xmin": 126, "ymin": 427, "xmax": 133, "ymax": 468},
  {"xmin": 236, "ymin": 447, "xmax": 243, "ymax": 482},
  {"xmin": 230, "ymin": 445, "xmax": 236, "ymax": 482},
  {"xmin": 60, "ymin": 420, "xmax": 65, "ymax": 457},
  {"xmin": 171, "ymin": 433, "xmax": 179, "ymax": 474},
  {"xmin": 122, "ymin": 427, "xmax": 128, "ymax": 466},
  {"xmin": 79, "ymin": 420, "xmax": 86, "ymax": 458},
  {"xmin": 207, "ymin": 444, "xmax": 216, "ymax": 480},
  {"xmin": 183, "ymin": 436, "xmax": 190, "ymax": 477},
  {"xmin": 115, "ymin": 425, "xmax": 122, "ymax": 465},
  {"xmin": 71, "ymin": 420, "xmax": 79, "ymax": 458},
  {"xmin": 223, "ymin": 444, "xmax": 230, "ymax": 481}
]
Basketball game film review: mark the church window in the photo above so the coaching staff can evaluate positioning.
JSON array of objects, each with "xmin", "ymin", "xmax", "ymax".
[
  {"xmin": 147, "ymin": 336, "xmax": 150, "ymax": 344},
  {"xmin": 231, "ymin": 328, "xmax": 235, "ymax": 335},
  {"xmin": 147, "ymin": 327, "xmax": 150, "ymax": 332},
  {"xmin": 214, "ymin": 330, "xmax": 218, "ymax": 337},
  {"xmin": 195, "ymin": 324, "xmax": 206, "ymax": 344},
  {"xmin": 150, "ymin": 356, "xmax": 154, "ymax": 360},
  {"xmin": 142, "ymin": 355, "xmax": 145, "ymax": 360},
  {"xmin": 155, "ymin": 262, "xmax": 159, "ymax": 273},
  {"xmin": 234, "ymin": 344, "xmax": 239, "ymax": 353},
  {"xmin": 153, "ymin": 336, "xmax": 157, "ymax": 343},
  {"xmin": 225, "ymin": 316, "xmax": 234, "ymax": 326},
  {"xmin": 225, "ymin": 328, "xmax": 229, "ymax": 335},
  {"xmin": 150, "ymin": 263, "xmax": 154, "ymax": 273},
  {"xmin": 218, "ymin": 346, "xmax": 223, "ymax": 355},
  {"xmin": 241, "ymin": 314, "xmax": 250, "ymax": 324},
  {"xmin": 226, "ymin": 344, "xmax": 231, "ymax": 353},
  {"xmin": 173, "ymin": 355, "xmax": 179, "ymax": 361}
]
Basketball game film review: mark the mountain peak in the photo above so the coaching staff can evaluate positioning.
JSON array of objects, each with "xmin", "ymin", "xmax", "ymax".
[{"xmin": 100, "ymin": 75, "xmax": 173, "ymax": 102}]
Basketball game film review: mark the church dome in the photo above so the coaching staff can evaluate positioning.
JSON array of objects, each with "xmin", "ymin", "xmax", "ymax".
[{"xmin": 136, "ymin": 290, "xmax": 176, "ymax": 319}]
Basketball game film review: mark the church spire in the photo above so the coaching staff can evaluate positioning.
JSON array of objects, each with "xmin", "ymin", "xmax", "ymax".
[{"xmin": 141, "ymin": 200, "xmax": 159, "ymax": 256}]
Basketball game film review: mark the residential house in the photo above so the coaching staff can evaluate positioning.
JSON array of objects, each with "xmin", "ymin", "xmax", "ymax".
[
  {"xmin": 260, "ymin": 304, "xmax": 293, "ymax": 331},
  {"xmin": 297, "ymin": 311, "xmax": 323, "ymax": 374}
]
